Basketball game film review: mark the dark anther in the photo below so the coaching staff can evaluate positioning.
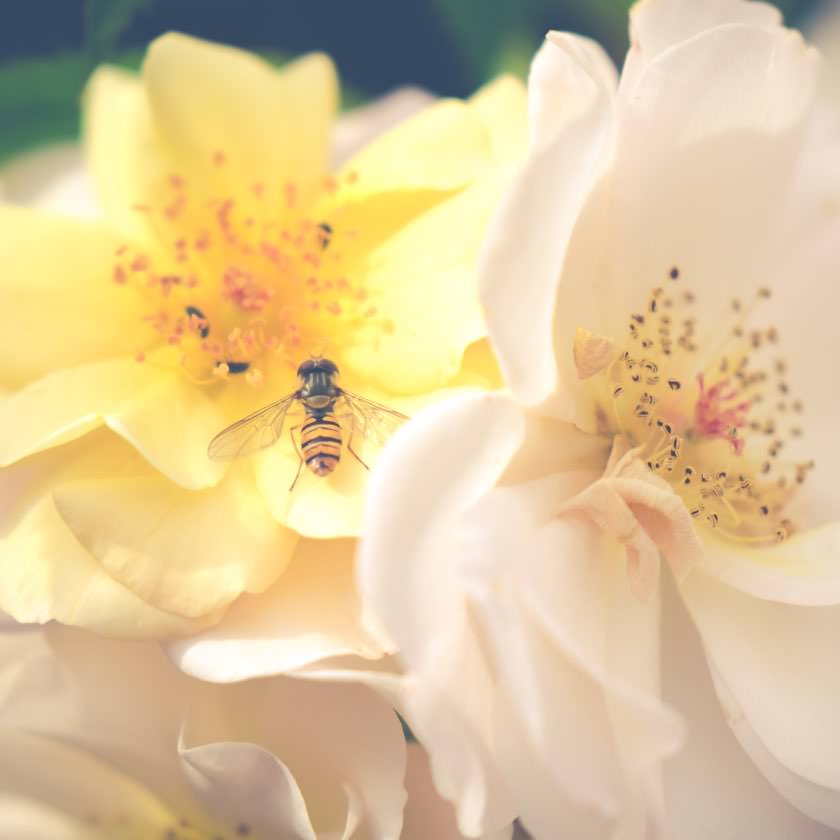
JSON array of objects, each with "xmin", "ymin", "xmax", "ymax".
[
  {"xmin": 185, "ymin": 305, "xmax": 209, "ymax": 338},
  {"xmin": 667, "ymin": 378, "xmax": 682, "ymax": 390},
  {"xmin": 669, "ymin": 266, "xmax": 680, "ymax": 280},
  {"xmin": 316, "ymin": 222, "xmax": 333, "ymax": 250},
  {"xmin": 218, "ymin": 360, "xmax": 250, "ymax": 374}
]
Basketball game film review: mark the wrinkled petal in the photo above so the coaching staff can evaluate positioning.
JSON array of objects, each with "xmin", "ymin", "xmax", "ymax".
[
  {"xmin": 52, "ymin": 467, "xmax": 296, "ymax": 619},
  {"xmin": 0, "ymin": 143, "xmax": 97, "ymax": 219},
  {"xmin": 0, "ymin": 430, "xmax": 223, "ymax": 638},
  {"xmin": 144, "ymin": 34, "xmax": 337, "ymax": 205},
  {"xmin": 680, "ymin": 566, "xmax": 840, "ymax": 807},
  {"xmin": 0, "ymin": 357, "xmax": 226, "ymax": 490},
  {"xmin": 165, "ymin": 537, "xmax": 384, "ymax": 681},
  {"xmin": 478, "ymin": 33, "xmax": 617, "ymax": 406},
  {"xmin": 0, "ymin": 206, "xmax": 146, "ymax": 388},
  {"xmin": 662, "ymin": 573, "xmax": 839, "ymax": 838}
]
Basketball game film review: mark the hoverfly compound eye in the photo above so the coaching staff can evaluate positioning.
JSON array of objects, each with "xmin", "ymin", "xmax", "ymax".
[
  {"xmin": 297, "ymin": 360, "xmax": 316, "ymax": 377},
  {"xmin": 322, "ymin": 359, "xmax": 339, "ymax": 375}
]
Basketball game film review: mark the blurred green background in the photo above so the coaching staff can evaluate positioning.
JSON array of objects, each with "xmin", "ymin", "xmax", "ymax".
[{"xmin": 0, "ymin": 0, "xmax": 833, "ymax": 164}]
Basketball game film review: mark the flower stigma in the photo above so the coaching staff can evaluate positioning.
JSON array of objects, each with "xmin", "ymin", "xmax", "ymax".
[
  {"xmin": 582, "ymin": 268, "xmax": 814, "ymax": 545},
  {"xmin": 112, "ymin": 153, "xmax": 393, "ymax": 388}
]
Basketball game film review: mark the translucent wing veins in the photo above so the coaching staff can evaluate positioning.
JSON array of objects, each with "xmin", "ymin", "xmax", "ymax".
[{"xmin": 207, "ymin": 391, "xmax": 300, "ymax": 461}]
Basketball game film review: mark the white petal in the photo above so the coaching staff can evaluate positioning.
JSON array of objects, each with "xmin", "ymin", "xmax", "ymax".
[
  {"xmin": 623, "ymin": 0, "xmax": 783, "ymax": 95},
  {"xmin": 699, "ymin": 524, "xmax": 840, "ymax": 605},
  {"xmin": 179, "ymin": 737, "xmax": 317, "ymax": 840},
  {"xmin": 358, "ymin": 391, "xmax": 526, "ymax": 662},
  {"xmin": 0, "ymin": 143, "xmax": 98, "ymax": 218},
  {"xmin": 402, "ymin": 744, "xmax": 512, "ymax": 840},
  {"xmin": 552, "ymin": 21, "xmax": 819, "ymax": 428},
  {"xmin": 183, "ymin": 677, "xmax": 407, "ymax": 840},
  {"xmin": 358, "ymin": 392, "xmax": 527, "ymax": 836},
  {"xmin": 662, "ymin": 572, "xmax": 840, "ymax": 838},
  {"xmin": 679, "ymin": 566, "xmax": 840, "ymax": 809},
  {"xmin": 478, "ymin": 33, "xmax": 617, "ymax": 406},
  {"xmin": 165, "ymin": 537, "xmax": 386, "ymax": 681},
  {"xmin": 332, "ymin": 87, "xmax": 437, "ymax": 168}
]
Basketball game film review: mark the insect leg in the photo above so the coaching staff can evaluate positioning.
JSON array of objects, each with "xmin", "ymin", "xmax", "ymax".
[
  {"xmin": 346, "ymin": 421, "xmax": 370, "ymax": 470},
  {"xmin": 288, "ymin": 424, "xmax": 305, "ymax": 491}
]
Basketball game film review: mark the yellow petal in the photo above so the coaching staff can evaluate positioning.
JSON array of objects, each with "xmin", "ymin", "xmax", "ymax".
[
  {"xmin": 0, "ymin": 430, "xmax": 222, "ymax": 638},
  {"xmin": 335, "ymin": 98, "xmax": 492, "ymax": 197},
  {"xmin": 0, "ymin": 357, "xmax": 226, "ymax": 490},
  {"xmin": 83, "ymin": 66, "xmax": 167, "ymax": 242},
  {"xmin": 0, "ymin": 206, "xmax": 146, "ymax": 388},
  {"xmin": 143, "ymin": 34, "xmax": 337, "ymax": 203},
  {"xmin": 342, "ymin": 177, "xmax": 504, "ymax": 394},
  {"xmin": 53, "ymin": 465, "xmax": 297, "ymax": 619},
  {"xmin": 467, "ymin": 74, "xmax": 528, "ymax": 168}
]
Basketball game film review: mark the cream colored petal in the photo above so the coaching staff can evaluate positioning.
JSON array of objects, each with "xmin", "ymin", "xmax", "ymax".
[
  {"xmin": 52, "ymin": 467, "xmax": 295, "ymax": 619},
  {"xmin": 0, "ymin": 143, "xmax": 98, "ymax": 219},
  {"xmin": 681, "ymin": 566, "xmax": 840, "ymax": 801},
  {"xmin": 0, "ymin": 357, "xmax": 226, "ymax": 489},
  {"xmin": 0, "ymin": 430, "xmax": 223, "ymax": 638},
  {"xmin": 82, "ymin": 66, "xmax": 166, "ymax": 241},
  {"xmin": 0, "ymin": 206, "xmax": 146, "ymax": 388},
  {"xmin": 332, "ymin": 87, "xmax": 437, "ymax": 168},
  {"xmin": 478, "ymin": 33, "xmax": 617, "ymax": 407},
  {"xmin": 0, "ymin": 793, "xmax": 98, "ymax": 840},
  {"xmin": 0, "ymin": 625, "xmax": 208, "ymax": 826},
  {"xmin": 179, "ymin": 739, "xmax": 317, "ymax": 840},
  {"xmin": 552, "ymin": 22, "xmax": 820, "ymax": 429},
  {"xmin": 623, "ymin": 0, "xmax": 783, "ymax": 95},
  {"xmin": 144, "ymin": 34, "xmax": 337, "ymax": 205},
  {"xmin": 698, "ymin": 524, "xmax": 840, "ymax": 605},
  {"xmin": 165, "ymin": 537, "xmax": 385, "ymax": 682},
  {"xmin": 0, "ymin": 731, "xmax": 183, "ymax": 838},
  {"xmin": 661, "ymin": 573, "xmax": 839, "ymax": 838},
  {"xmin": 402, "ymin": 744, "xmax": 512, "ymax": 840},
  {"xmin": 183, "ymin": 677, "xmax": 407, "ymax": 840},
  {"xmin": 358, "ymin": 392, "xmax": 527, "ymax": 836}
]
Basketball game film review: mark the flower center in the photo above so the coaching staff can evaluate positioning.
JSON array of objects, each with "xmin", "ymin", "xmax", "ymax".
[
  {"xmin": 591, "ymin": 267, "xmax": 813, "ymax": 544},
  {"xmin": 112, "ymin": 151, "xmax": 391, "ymax": 388}
]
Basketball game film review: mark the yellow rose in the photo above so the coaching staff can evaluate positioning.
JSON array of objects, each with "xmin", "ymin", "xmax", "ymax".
[{"xmin": 0, "ymin": 33, "xmax": 526, "ymax": 654}]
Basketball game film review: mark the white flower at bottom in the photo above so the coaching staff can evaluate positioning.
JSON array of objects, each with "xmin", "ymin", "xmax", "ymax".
[
  {"xmin": 358, "ymin": 1, "xmax": 840, "ymax": 838},
  {"xmin": 0, "ymin": 622, "xmax": 493, "ymax": 840}
]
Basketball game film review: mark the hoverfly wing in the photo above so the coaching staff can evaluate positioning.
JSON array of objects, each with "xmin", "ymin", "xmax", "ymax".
[
  {"xmin": 336, "ymin": 390, "xmax": 409, "ymax": 448},
  {"xmin": 207, "ymin": 391, "xmax": 300, "ymax": 461}
]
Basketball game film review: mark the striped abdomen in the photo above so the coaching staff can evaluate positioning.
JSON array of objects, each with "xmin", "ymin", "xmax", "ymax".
[{"xmin": 301, "ymin": 412, "xmax": 342, "ymax": 476}]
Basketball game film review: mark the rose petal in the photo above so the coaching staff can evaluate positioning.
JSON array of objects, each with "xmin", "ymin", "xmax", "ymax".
[
  {"xmin": 680, "ymin": 566, "xmax": 840, "ymax": 796},
  {"xmin": 0, "ymin": 206, "xmax": 146, "ymax": 388},
  {"xmin": 478, "ymin": 32, "xmax": 617, "ymax": 407},
  {"xmin": 165, "ymin": 537, "xmax": 385, "ymax": 681},
  {"xmin": 144, "ymin": 34, "xmax": 337, "ymax": 203},
  {"xmin": 662, "ymin": 571, "xmax": 840, "ymax": 837},
  {"xmin": 52, "ymin": 467, "xmax": 295, "ymax": 619}
]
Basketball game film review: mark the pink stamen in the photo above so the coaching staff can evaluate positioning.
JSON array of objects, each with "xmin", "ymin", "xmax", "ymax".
[{"xmin": 694, "ymin": 374, "xmax": 750, "ymax": 453}]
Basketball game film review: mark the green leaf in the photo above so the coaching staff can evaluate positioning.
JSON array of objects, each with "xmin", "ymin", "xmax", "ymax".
[{"xmin": 84, "ymin": 0, "xmax": 157, "ymax": 67}]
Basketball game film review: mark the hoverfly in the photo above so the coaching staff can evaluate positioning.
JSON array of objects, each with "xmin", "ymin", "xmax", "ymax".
[{"xmin": 207, "ymin": 357, "xmax": 408, "ymax": 489}]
